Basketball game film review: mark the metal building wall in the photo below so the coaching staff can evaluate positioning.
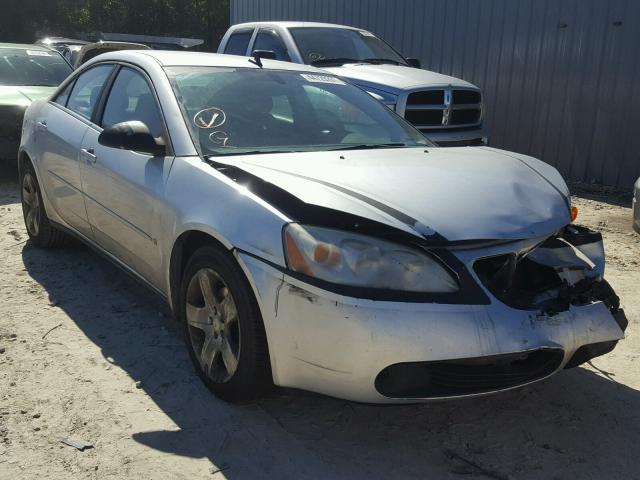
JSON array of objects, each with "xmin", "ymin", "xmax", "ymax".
[{"xmin": 231, "ymin": 0, "xmax": 640, "ymax": 189}]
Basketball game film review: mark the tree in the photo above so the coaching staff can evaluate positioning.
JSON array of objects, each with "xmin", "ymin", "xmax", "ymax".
[{"xmin": 0, "ymin": 0, "xmax": 230, "ymax": 50}]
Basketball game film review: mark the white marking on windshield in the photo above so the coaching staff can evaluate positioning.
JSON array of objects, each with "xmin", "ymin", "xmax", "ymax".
[{"xmin": 300, "ymin": 73, "xmax": 346, "ymax": 85}]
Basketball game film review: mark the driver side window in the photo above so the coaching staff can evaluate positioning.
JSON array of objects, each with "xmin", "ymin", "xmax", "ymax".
[
  {"xmin": 101, "ymin": 67, "xmax": 164, "ymax": 139},
  {"xmin": 253, "ymin": 29, "xmax": 291, "ymax": 61}
]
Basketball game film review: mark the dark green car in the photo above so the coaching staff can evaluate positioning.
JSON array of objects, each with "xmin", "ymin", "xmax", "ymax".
[{"xmin": 0, "ymin": 43, "xmax": 72, "ymax": 175}]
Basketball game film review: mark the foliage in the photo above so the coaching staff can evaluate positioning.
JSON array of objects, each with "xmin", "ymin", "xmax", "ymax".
[{"xmin": 1, "ymin": 0, "xmax": 229, "ymax": 50}]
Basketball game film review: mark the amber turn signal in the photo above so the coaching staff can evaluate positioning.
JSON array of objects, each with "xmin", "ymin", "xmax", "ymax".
[
  {"xmin": 285, "ymin": 231, "xmax": 314, "ymax": 276},
  {"xmin": 571, "ymin": 206, "xmax": 578, "ymax": 222}
]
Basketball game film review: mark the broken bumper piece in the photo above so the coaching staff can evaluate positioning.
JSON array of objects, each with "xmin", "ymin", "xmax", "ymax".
[{"xmin": 236, "ymin": 224, "xmax": 626, "ymax": 403}]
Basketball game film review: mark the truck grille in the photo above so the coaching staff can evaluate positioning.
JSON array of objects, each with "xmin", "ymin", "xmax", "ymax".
[{"xmin": 404, "ymin": 88, "xmax": 482, "ymax": 131}]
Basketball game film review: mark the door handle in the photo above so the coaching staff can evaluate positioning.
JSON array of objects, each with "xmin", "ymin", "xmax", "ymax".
[
  {"xmin": 81, "ymin": 148, "xmax": 97, "ymax": 163},
  {"xmin": 36, "ymin": 120, "xmax": 48, "ymax": 132}
]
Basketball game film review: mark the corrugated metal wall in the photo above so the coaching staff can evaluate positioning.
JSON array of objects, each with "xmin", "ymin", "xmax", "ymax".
[{"xmin": 231, "ymin": 0, "xmax": 640, "ymax": 189}]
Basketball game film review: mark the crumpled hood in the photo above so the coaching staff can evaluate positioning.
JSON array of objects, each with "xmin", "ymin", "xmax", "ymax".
[
  {"xmin": 322, "ymin": 64, "xmax": 477, "ymax": 92},
  {"xmin": 0, "ymin": 86, "xmax": 56, "ymax": 107},
  {"xmin": 219, "ymin": 147, "xmax": 571, "ymax": 242}
]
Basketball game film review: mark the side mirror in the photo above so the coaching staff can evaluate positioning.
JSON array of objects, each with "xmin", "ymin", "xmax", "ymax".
[
  {"xmin": 251, "ymin": 49, "xmax": 276, "ymax": 61},
  {"xmin": 406, "ymin": 57, "xmax": 421, "ymax": 69},
  {"xmin": 250, "ymin": 49, "xmax": 276, "ymax": 67},
  {"xmin": 98, "ymin": 121, "xmax": 166, "ymax": 156}
]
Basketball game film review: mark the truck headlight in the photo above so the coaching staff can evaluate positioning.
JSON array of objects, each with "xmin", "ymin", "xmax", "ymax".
[{"xmin": 283, "ymin": 224, "xmax": 459, "ymax": 293}]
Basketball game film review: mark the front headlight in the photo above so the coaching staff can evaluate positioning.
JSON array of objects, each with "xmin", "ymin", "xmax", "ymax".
[{"xmin": 283, "ymin": 224, "xmax": 459, "ymax": 292}]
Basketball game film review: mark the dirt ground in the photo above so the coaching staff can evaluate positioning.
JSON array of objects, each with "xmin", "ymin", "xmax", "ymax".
[{"xmin": 0, "ymin": 182, "xmax": 638, "ymax": 480}]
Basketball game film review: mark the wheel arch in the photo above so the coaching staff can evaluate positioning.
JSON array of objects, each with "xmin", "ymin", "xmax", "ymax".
[
  {"xmin": 18, "ymin": 149, "xmax": 33, "ymax": 176},
  {"xmin": 17, "ymin": 148, "xmax": 60, "ymax": 226},
  {"xmin": 168, "ymin": 228, "xmax": 278, "ymax": 384},
  {"xmin": 168, "ymin": 229, "xmax": 232, "ymax": 316}
]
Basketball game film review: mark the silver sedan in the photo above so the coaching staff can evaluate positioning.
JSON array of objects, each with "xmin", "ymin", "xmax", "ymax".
[{"xmin": 18, "ymin": 51, "xmax": 627, "ymax": 403}]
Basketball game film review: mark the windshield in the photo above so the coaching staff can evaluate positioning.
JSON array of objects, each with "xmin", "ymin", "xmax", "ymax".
[
  {"xmin": 0, "ymin": 49, "xmax": 71, "ymax": 86},
  {"xmin": 166, "ymin": 67, "xmax": 430, "ymax": 157},
  {"xmin": 289, "ymin": 27, "xmax": 407, "ymax": 66}
]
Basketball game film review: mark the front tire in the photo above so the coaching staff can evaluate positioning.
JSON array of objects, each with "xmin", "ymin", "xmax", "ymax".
[
  {"xmin": 180, "ymin": 245, "xmax": 272, "ymax": 402},
  {"xmin": 20, "ymin": 161, "xmax": 68, "ymax": 248}
]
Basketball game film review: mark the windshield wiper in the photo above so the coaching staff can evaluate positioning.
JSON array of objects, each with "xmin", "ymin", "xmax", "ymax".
[
  {"xmin": 361, "ymin": 58, "xmax": 403, "ymax": 65},
  {"xmin": 328, "ymin": 143, "xmax": 410, "ymax": 151},
  {"xmin": 205, "ymin": 150, "xmax": 294, "ymax": 157},
  {"xmin": 310, "ymin": 57, "xmax": 362, "ymax": 67},
  {"xmin": 311, "ymin": 57, "xmax": 404, "ymax": 67}
]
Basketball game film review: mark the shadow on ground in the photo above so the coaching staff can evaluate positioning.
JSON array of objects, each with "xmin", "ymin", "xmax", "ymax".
[
  {"xmin": 21, "ymin": 240, "xmax": 640, "ymax": 479},
  {"xmin": 0, "ymin": 179, "xmax": 19, "ymax": 206},
  {"xmin": 569, "ymin": 183, "xmax": 634, "ymax": 208}
]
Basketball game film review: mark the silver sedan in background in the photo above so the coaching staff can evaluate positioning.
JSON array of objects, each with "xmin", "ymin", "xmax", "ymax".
[{"xmin": 18, "ymin": 51, "xmax": 627, "ymax": 403}]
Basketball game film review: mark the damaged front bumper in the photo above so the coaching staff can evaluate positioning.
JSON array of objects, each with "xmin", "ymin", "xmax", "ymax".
[{"xmin": 237, "ymin": 225, "xmax": 627, "ymax": 403}]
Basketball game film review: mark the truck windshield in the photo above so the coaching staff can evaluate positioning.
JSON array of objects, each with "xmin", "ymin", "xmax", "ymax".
[
  {"xmin": 166, "ymin": 67, "xmax": 430, "ymax": 157},
  {"xmin": 0, "ymin": 49, "xmax": 71, "ymax": 86},
  {"xmin": 289, "ymin": 27, "xmax": 408, "ymax": 66}
]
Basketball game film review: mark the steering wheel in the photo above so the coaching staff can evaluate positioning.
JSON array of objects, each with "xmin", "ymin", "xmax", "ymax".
[
  {"xmin": 313, "ymin": 108, "xmax": 347, "ymax": 143},
  {"xmin": 196, "ymin": 109, "xmax": 277, "ymax": 151}
]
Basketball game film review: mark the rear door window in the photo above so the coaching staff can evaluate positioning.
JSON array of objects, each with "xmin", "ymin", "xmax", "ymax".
[
  {"xmin": 66, "ymin": 65, "xmax": 113, "ymax": 120},
  {"xmin": 224, "ymin": 29, "xmax": 253, "ymax": 56},
  {"xmin": 53, "ymin": 81, "xmax": 74, "ymax": 107}
]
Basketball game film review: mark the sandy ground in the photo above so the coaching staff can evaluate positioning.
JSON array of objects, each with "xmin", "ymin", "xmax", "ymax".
[{"xmin": 0, "ymin": 182, "xmax": 638, "ymax": 480}]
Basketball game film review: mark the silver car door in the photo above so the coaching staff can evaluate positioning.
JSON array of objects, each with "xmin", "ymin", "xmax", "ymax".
[
  {"xmin": 36, "ymin": 64, "xmax": 114, "ymax": 239},
  {"xmin": 80, "ymin": 65, "xmax": 174, "ymax": 288}
]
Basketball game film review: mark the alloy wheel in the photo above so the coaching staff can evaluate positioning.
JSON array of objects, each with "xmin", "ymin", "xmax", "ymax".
[
  {"xmin": 185, "ymin": 268, "xmax": 241, "ymax": 383},
  {"xmin": 22, "ymin": 173, "xmax": 41, "ymax": 237}
]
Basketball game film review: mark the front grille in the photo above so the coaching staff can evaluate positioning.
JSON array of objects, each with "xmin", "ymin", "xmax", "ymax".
[
  {"xmin": 452, "ymin": 90, "xmax": 481, "ymax": 104},
  {"xmin": 403, "ymin": 88, "xmax": 482, "ymax": 130},
  {"xmin": 375, "ymin": 349, "xmax": 564, "ymax": 398},
  {"xmin": 474, "ymin": 253, "xmax": 563, "ymax": 310},
  {"xmin": 407, "ymin": 90, "xmax": 444, "ymax": 105},
  {"xmin": 451, "ymin": 108, "xmax": 481, "ymax": 125},
  {"xmin": 404, "ymin": 109, "xmax": 444, "ymax": 126}
]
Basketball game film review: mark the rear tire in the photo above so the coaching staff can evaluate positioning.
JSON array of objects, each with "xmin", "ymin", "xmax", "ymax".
[
  {"xmin": 20, "ymin": 161, "xmax": 68, "ymax": 248},
  {"xmin": 180, "ymin": 245, "xmax": 272, "ymax": 402}
]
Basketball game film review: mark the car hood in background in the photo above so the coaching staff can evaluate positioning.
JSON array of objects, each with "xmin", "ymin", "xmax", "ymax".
[
  {"xmin": 322, "ymin": 64, "xmax": 478, "ymax": 93},
  {"xmin": 0, "ymin": 86, "xmax": 56, "ymax": 106},
  {"xmin": 217, "ymin": 147, "xmax": 571, "ymax": 242}
]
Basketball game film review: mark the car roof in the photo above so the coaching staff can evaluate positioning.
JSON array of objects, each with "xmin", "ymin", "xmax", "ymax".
[
  {"xmin": 232, "ymin": 21, "xmax": 363, "ymax": 30},
  {"xmin": 0, "ymin": 42, "xmax": 55, "ymax": 52},
  {"xmin": 85, "ymin": 50, "xmax": 332, "ymax": 73}
]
